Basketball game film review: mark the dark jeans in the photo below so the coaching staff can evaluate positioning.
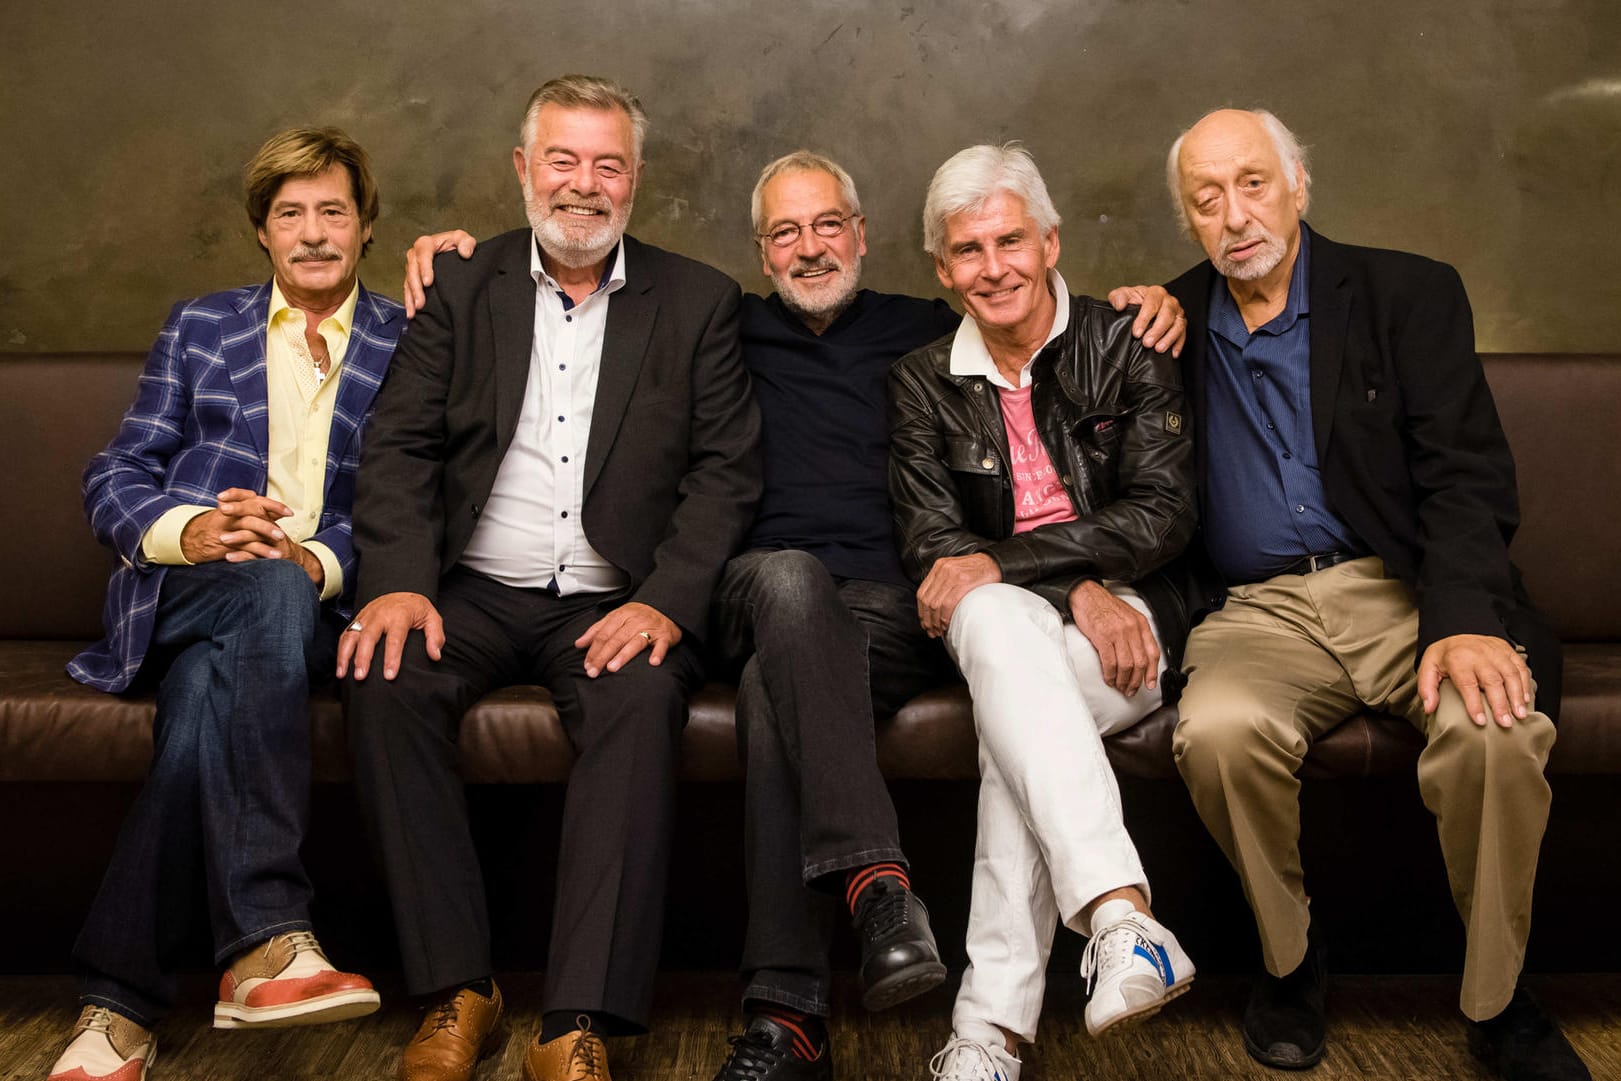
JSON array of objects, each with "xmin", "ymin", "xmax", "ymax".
[
  {"xmin": 75, "ymin": 559, "xmax": 337, "ymax": 1027},
  {"xmin": 708, "ymin": 549, "xmax": 950, "ymax": 1016},
  {"xmin": 343, "ymin": 567, "xmax": 703, "ymax": 1035}
]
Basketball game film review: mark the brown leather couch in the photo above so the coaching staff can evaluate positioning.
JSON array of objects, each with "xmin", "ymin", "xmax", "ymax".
[{"xmin": 3, "ymin": 352, "xmax": 1618, "ymax": 975}]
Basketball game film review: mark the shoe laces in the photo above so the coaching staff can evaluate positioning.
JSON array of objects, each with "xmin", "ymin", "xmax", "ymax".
[
  {"xmin": 421, "ymin": 996, "xmax": 464, "ymax": 1039},
  {"xmin": 857, "ymin": 885, "xmax": 912, "ymax": 942},
  {"xmin": 79, "ymin": 1006, "xmax": 118, "ymax": 1036},
  {"xmin": 929, "ymin": 1036, "xmax": 1005, "ymax": 1081},
  {"xmin": 567, "ymin": 1015, "xmax": 607, "ymax": 1077},
  {"xmin": 716, "ymin": 1026, "xmax": 788, "ymax": 1080},
  {"xmin": 1080, "ymin": 913, "xmax": 1152, "ymax": 994}
]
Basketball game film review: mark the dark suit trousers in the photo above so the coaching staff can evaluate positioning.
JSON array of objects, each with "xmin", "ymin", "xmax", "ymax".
[
  {"xmin": 344, "ymin": 566, "xmax": 701, "ymax": 1033},
  {"xmin": 708, "ymin": 549, "xmax": 949, "ymax": 1016}
]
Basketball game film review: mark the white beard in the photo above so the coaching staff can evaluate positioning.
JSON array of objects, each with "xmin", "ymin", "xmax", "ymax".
[
  {"xmin": 772, "ymin": 252, "xmax": 862, "ymax": 328},
  {"xmin": 1214, "ymin": 228, "xmax": 1288, "ymax": 282},
  {"xmin": 524, "ymin": 176, "xmax": 632, "ymax": 269}
]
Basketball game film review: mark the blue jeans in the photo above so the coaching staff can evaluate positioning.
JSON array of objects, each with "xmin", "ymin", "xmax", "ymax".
[{"xmin": 74, "ymin": 559, "xmax": 339, "ymax": 1026}]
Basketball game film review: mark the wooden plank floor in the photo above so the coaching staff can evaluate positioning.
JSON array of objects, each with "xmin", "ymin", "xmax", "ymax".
[{"xmin": 2, "ymin": 972, "xmax": 1616, "ymax": 1080}]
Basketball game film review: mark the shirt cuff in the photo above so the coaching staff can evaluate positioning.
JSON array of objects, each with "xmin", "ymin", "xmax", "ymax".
[
  {"xmin": 303, "ymin": 540, "xmax": 343, "ymax": 602},
  {"xmin": 141, "ymin": 505, "xmax": 213, "ymax": 565}
]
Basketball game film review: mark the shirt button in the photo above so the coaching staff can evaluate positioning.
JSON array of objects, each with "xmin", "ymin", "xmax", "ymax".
[
  {"xmin": 1282, "ymin": 451, "xmax": 1292, "ymax": 460},
  {"xmin": 558, "ymin": 415, "xmax": 566, "ymax": 422},
  {"xmin": 559, "ymin": 364, "xmax": 566, "ymax": 371},
  {"xmin": 561, "ymin": 455, "xmax": 569, "ymax": 463},
  {"xmin": 560, "ymin": 511, "xmax": 569, "ymax": 518},
  {"xmin": 565, "ymin": 315, "xmax": 573, "ymax": 323},
  {"xmin": 1252, "ymin": 370, "xmax": 1263, "ymax": 379},
  {"xmin": 1266, "ymin": 422, "xmax": 1276, "ymax": 430},
  {"xmin": 1295, "ymin": 504, "xmax": 1306, "ymax": 514}
]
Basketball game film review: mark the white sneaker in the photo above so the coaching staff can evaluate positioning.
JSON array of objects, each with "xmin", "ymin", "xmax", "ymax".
[
  {"xmin": 928, "ymin": 1035, "xmax": 1021, "ymax": 1081},
  {"xmin": 1080, "ymin": 900, "xmax": 1195, "ymax": 1036},
  {"xmin": 47, "ymin": 1005, "xmax": 155, "ymax": 1081}
]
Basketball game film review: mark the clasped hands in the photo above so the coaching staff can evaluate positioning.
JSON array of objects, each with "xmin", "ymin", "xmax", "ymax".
[
  {"xmin": 180, "ymin": 487, "xmax": 322, "ymax": 586},
  {"xmin": 335, "ymin": 595, "xmax": 680, "ymax": 683}
]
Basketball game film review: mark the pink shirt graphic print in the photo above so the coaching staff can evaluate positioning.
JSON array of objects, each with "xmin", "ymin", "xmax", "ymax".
[{"xmin": 998, "ymin": 384, "xmax": 1075, "ymax": 533}]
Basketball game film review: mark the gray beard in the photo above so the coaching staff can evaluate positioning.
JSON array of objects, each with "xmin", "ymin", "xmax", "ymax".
[
  {"xmin": 525, "ymin": 194, "xmax": 632, "ymax": 270},
  {"xmin": 774, "ymin": 256, "xmax": 862, "ymax": 328}
]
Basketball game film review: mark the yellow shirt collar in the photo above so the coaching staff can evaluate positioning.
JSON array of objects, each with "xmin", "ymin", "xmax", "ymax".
[{"xmin": 268, "ymin": 280, "xmax": 361, "ymax": 336}]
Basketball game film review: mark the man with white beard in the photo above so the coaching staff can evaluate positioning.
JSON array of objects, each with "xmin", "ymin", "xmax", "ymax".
[{"xmin": 340, "ymin": 74, "xmax": 761, "ymax": 1081}]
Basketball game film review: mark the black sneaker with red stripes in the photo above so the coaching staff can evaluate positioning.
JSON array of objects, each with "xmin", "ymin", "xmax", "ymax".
[{"xmin": 711, "ymin": 1014, "xmax": 832, "ymax": 1081}]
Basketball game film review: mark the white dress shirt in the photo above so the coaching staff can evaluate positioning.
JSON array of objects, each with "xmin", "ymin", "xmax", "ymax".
[{"xmin": 459, "ymin": 239, "xmax": 630, "ymax": 593}]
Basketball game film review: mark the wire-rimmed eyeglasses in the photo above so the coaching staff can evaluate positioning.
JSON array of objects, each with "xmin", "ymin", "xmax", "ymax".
[{"xmin": 757, "ymin": 213, "xmax": 860, "ymax": 248}]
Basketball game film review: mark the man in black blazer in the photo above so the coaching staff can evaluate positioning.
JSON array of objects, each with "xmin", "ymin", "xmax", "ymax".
[
  {"xmin": 338, "ymin": 75, "xmax": 760, "ymax": 1081},
  {"xmin": 1164, "ymin": 109, "xmax": 1586, "ymax": 1081}
]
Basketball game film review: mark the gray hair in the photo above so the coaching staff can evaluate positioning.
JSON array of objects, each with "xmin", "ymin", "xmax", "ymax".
[
  {"xmin": 519, "ymin": 74, "xmax": 649, "ymax": 161},
  {"xmin": 1165, "ymin": 108, "xmax": 1312, "ymax": 235},
  {"xmin": 922, "ymin": 143, "xmax": 1061, "ymax": 257},
  {"xmin": 750, "ymin": 150, "xmax": 863, "ymax": 236}
]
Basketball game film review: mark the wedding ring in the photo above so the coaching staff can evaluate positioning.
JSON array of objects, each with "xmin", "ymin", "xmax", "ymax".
[
  {"xmin": 638, "ymin": 631, "xmax": 653, "ymax": 642},
  {"xmin": 346, "ymin": 621, "xmax": 364, "ymax": 633}
]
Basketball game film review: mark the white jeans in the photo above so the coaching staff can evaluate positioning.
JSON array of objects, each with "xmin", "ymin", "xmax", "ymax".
[{"xmin": 944, "ymin": 582, "xmax": 1165, "ymax": 1046}]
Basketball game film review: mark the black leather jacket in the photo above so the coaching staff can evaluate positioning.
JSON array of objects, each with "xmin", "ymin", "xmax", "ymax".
[{"xmin": 888, "ymin": 295, "xmax": 1199, "ymax": 669}]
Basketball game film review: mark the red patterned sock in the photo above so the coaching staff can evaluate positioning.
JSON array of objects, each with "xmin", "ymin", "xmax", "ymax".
[
  {"xmin": 755, "ymin": 1005, "xmax": 826, "ymax": 1061},
  {"xmin": 845, "ymin": 862, "xmax": 910, "ymax": 915}
]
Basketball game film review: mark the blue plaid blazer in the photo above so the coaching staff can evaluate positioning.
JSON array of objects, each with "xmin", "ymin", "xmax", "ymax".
[{"xmin": 68, "ymin": 281, "xmax": 404, "ymax": 692}]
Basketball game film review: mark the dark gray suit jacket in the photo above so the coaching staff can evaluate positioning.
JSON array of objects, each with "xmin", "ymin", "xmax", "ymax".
[{"xmin": 353, "ymin": 229, "xmax": 761, "ymax": 640}]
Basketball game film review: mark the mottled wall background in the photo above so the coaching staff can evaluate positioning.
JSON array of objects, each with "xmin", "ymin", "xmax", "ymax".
[{"xmin": 4, "ymin": 0, "xmax": 1619, "ymax": 353}]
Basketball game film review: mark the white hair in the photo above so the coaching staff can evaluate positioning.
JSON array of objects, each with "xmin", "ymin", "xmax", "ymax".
[
  {"xmin": 922, "ymin": 143, "xmax": 1062, "ymax": 256},
  {"xmin": 749, "ymin": 150, "xmax": 863, "ymax": 236},
  {"xmin": 1165, "ymin": 108, "xmax": 1311, "ymax": 235}
]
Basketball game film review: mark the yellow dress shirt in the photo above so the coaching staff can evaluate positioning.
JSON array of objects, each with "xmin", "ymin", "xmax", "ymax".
[{"xmin": 140, "ymin": 282, "xmax": 359, "ymax": 602}]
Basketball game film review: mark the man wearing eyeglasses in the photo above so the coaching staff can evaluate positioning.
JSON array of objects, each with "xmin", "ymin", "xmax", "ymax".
[{"xmin": 402, "ymin": 148, "xmax": 1184, "ymax": 1081}]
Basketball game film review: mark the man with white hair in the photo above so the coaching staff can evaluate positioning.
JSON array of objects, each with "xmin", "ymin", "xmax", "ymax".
[
  {"xmin": 340, "ymin": 74, "xmax": 761, "ymax": 1081},
  {"xmin": 1164, "ymin": 108, "xmax": 1586, "ymax": 1081},
  {"xmin": 889, "ymin": 143, "xmax": 1199, "ymax": 1081}
]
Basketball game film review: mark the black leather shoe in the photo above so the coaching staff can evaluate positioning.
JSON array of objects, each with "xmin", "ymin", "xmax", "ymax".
[
  {"xmin": 711, "ymin": 1014, "xmax": 831, "ymax": 1081},
  {"xmin": 851, "ymin": 878, "xmax": 947, "ymax": 1011},
  {"xmin": 1467, "ymin": 987, "xmax": 1592, "ymax": 1081},
  {"xmin": 1242, "ymin": 926, "xmax": 1327, "ymax": 1069}
]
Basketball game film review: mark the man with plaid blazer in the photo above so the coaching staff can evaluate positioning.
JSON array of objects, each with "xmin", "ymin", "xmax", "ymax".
[{"xmin": 49, "ymin": 128, "xmax": 398, "ymax": 1081}]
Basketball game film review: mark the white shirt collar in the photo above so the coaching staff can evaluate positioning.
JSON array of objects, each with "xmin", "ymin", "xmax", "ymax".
[
  {"xmin": 530, "ymin": 236, "xmax": 628, "ymax": 297},
  {"xmin": 948, "ymin": 269, "xmax": 1070, "ymax": 390}
]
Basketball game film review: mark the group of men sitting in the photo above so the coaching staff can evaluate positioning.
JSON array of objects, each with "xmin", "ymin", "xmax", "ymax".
[{"xmin": 46, "ymin": 73, "xmax": 1588, "ymax": 1081}]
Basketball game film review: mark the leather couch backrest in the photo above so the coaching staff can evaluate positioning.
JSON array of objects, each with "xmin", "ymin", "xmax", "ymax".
[
  {"xmin": 1489, "ymin": 356, "xmax": 1621, "ymax": 642},
  {"xmin": 2, "ymin": 351, "xmax": 1617, "ymax": 642}
]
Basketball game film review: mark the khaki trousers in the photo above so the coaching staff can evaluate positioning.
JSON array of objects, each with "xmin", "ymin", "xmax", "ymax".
[{"xmin": 1171, "ymin": 557, "xmax": 1555, "ymax": 1020}]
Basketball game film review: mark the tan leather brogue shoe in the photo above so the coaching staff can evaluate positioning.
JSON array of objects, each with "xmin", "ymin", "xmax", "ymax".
[
  {"xmin": 523, "ymin": 1017, "xmax": 612, "ymax": 1081},
  {"xmin": 399, "ymin": 981, "xmax": 504, "ymax": 1081},
  {"xmin": 214, "ymin": 930, "xmax": 380, "ymax": 1028},
  {"xmin": 47, "ymin": 1005, "xmax": 155, "ymax": 1081}
]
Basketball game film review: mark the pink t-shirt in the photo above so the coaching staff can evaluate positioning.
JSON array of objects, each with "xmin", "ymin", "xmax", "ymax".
[{"xmin": 998, "ymin": 384, "xmax": 1075, "ymax": 533}]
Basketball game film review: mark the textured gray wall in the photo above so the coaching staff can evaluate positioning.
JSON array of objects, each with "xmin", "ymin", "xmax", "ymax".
[{"xmin": 4, "ymin": 0, "xmax": 1619, "ymax": 353}]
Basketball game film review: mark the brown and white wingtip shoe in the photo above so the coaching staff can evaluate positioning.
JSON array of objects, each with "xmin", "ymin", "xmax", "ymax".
[
  {"xmin": 213, "ymin": 930, "xmax": 380, "ymax": 1029},
  {"xmin": 46, "ymin": 1005, "xmax": 155, "ymax": 1081}
]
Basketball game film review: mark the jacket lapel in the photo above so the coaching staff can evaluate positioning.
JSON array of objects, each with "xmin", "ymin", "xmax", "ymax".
[
  {"xmin": 584, "ymin": 238, "xmax": 654, "ymax": 497},
  {"xmin": 326, "ymin": 284, "xmax": 401, "ymax": 475},
  {"xmin": 1307, "ymin": 231, "xmax": 1352, "ymax": 461},
  {"xmin": 490, "ymin": 236, "xmax": 539, "ymax": 452},
  {"xmin": 223, "ymin": 283, "xmax": 273, "ymax": 462}
]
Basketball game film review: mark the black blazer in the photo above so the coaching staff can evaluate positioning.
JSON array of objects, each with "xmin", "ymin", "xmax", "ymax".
[
  {"xmin": 353, "ymin": 229, "xmax": 762, "ymax": 640},
  {"xmin": 1168, "ymin": 227, "xmax": 1560, "ymax": 716}
]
